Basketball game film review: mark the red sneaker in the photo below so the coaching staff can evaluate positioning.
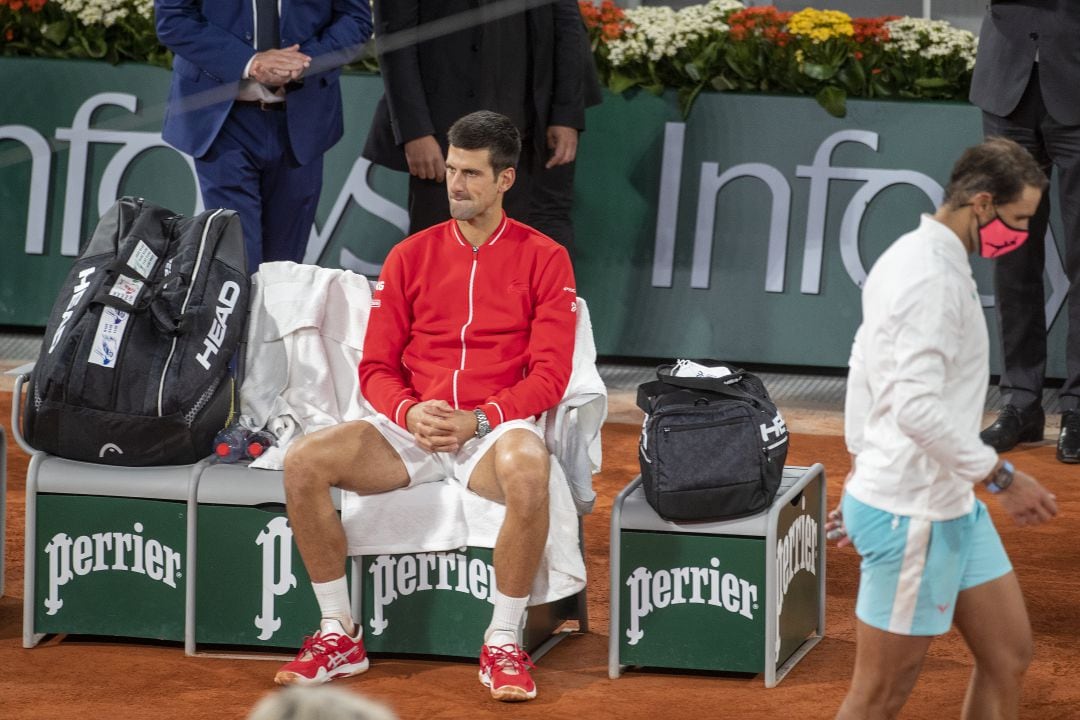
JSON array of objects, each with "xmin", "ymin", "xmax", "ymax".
[
  {"xmin": 479, "ymin": 644, "xmax": 537, "ymax": 702},
  {"xmin": 274, "ymin": 623, "xmax": 369, "ymax": 686}
]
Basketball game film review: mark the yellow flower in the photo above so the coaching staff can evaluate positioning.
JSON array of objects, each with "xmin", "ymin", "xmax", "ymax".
[{"xmin": 787, "ymin": 8, "xmax": 854, "ymax": 43}]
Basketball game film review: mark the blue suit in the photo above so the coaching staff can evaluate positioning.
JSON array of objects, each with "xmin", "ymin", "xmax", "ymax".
[{"xmin": 156, "ymin": 0, "xmax": 372, "ymax": 269}]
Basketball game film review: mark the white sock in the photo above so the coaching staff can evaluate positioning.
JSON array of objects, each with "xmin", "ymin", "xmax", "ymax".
[
  {"xmin": 484, "ymin": 588, "xmax": 529, "ymax": 648},
  {"xmin": 311, "ymin": 576, "xmax": 357, "ymax": 637}
]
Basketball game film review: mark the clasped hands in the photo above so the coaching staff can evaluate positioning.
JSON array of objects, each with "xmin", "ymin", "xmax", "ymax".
[
  {"xmin": 406, "ymin": 399, "xmax": 478, "ymax": 453},
  {"xmin": 249, "ymin": 44, "xmax": 310, "ymax": 85}
]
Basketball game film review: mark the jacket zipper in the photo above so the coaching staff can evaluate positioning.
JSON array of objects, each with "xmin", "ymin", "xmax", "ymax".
[{"xmin": 453, "ymin": 245, "xmax": 479, "ymax": 410}]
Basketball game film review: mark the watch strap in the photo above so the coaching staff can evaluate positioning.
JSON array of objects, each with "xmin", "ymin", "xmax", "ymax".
[{"xmin": 985, "ymin": 459, "xmax": 1014, "ymax": 494}]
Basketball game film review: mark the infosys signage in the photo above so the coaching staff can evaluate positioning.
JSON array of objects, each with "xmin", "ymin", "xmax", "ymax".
[{"xmin": 2, "ymin": 57, "xmax": 1071, "ymax": 373}]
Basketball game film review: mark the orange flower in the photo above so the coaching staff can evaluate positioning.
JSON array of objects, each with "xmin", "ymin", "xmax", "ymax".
[
  {"xmin": 9, "ymin": 0, "xmax": 25, "ymax": 10},
  {"xmin": 852, "ymin": 16, "xmax": 898, "ymax": 44},
  {"xmin": 5, "ymin": 28, "xmax": 13, "ymax": 41}
]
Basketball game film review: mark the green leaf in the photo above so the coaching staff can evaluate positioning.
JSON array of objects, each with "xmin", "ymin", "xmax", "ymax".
[
  {"xmin": 642, "ymin": 82, "xmax": 665, "ymax": 96},
  {"xmin": 607, "ymin": 71, "xmax": 639, "ymax": 95},
  {"xmin": 839, "ymin": 61, "xmax": 865, "ymax": 92},
  {"xmin": 710, "ymin": 74, "xmax": 738, "ymax": 91},
  {"xmin": 41, "ymin": 19, "xmax": 70, "ymax": 45},
  {"xmin": 82, "ymin": 34, "xmax": 109, "ymax": 59},
  {"xmin": 802, "ymin": 62, "xmax": 839, "ymax": 81},
  {"xmin": 677, "ymin": 83, "xmax": 704, "ymax": 118},
  {"xmin": 815, "ymin": 85, "xmax": 847, "ymax": 118},
  {"xmin": 914, "ymin": 76, "xmax": 949, "ymax": 89},
  {"xmin": 684, "ymin": 61, "xmax": 702, "ymax": 83}
]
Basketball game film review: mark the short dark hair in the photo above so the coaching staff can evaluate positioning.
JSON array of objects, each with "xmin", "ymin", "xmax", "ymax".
[
  {"xmin": 447, "ymin": 111, "xmax": 521, "ymax": 176},
  {"xmin": 943, "ymin": 137, "xmax": 1048, "ymax": 208}
]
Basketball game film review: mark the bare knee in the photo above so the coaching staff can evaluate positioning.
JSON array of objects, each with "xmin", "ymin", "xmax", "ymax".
[
  {"xmin": 843, "ymin": 656, "xmax": 924, "ymax": 719},
  {"xmin": 976, "ymin": 629, "xmax": 1032, "ymax": 682},
  {"xmin": 495, "ymin": 441, "xmax": 549, "ymax": 514},
  {"xmin": 283, "ymin": 431, "xmax": 338, "ymax": 496}
]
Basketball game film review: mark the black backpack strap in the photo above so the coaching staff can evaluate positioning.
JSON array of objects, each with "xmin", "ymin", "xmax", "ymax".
[
  {"xmin": 636, "ymin": 380, "xmax": 669, "ymax": 413},
  {"xmin": 656, "ymin": 370, "xmax": 763, "ymax": 405}
]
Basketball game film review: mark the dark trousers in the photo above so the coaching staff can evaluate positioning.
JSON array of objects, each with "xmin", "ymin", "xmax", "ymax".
[
  {"xmin": 196, "ymin": 104, "xmax": 323, "ymax": 272},
  {"xmin": 983, "ymin": 64, "xmax": 1080, "ymax": 412},
  {"xmin": 406, "ymin": 139, "xmax": 578, "ymax": 257}
]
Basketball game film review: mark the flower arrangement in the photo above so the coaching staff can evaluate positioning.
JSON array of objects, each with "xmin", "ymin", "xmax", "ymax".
[
  {"xmin": 1, "ymin": 0, "xmax": 168, "ymax": 66},
  {"xmin": 1, "ymin": 0, "xmax": 978, "ymax": 119},
  {"xmin": 581, "ymin": 0, "xmax": 978, "ymax": 117}
]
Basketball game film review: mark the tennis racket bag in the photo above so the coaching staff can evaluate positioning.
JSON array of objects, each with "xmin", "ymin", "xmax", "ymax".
[{"xmin": 23, "ymin": 196, "xmax": 249, "ymax": 465}]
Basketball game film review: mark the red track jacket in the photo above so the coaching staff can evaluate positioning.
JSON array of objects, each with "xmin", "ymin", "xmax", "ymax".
[{"xmin": 359, "ymin": 214, "xmax": 577, "ymax": 430}]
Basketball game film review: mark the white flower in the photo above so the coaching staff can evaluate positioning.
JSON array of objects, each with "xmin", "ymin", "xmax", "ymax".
[
  {"xmin": 607, "ymin": 0, "xmax": 743, "ymax": 68},
  {"xmin": 884, "ymin": 17, "xmax": 977, "ymax": 68},
  {"xmin": 57, "ymin": 0, "xmax": 153, "ymax": 28}
]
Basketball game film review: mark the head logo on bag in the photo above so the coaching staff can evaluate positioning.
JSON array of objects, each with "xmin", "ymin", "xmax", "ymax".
[
  {"xmin": 195, "ymin": 280, "xmax": 242, "ymax": 371},
  {"xmin": 98, "ymin": 443, "xmax": 124, "ymax": 458},
  {"xmin": 759, "ymin": 412, "xmax": 788, "ymax": 447},
  {"xmin": 47, "ymin": 266, "xmax": 96, "ymax": 354}
]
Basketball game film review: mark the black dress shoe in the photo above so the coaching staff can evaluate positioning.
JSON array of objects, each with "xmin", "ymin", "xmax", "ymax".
[
  {"xmin": 1057, "ymin": 410, "xmax": 1080, "ymax": 463},
  {"xmin": 980, "ymin": 404, "xmax": 1045, "ymax": 452}
]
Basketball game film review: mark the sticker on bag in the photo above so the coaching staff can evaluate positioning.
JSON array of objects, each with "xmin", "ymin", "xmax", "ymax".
[{"xmin": 88, "ymin": 306, "xmax": 130, "ymax": 368}]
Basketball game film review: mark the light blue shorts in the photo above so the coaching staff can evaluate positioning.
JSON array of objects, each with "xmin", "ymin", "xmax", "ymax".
[{"xmin": 842, "ymin": 493, "xmax": 1012, "ymax": 636}]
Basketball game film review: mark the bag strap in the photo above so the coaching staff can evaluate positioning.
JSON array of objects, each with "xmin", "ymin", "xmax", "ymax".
[{"xmin": 639, "ymin": 365, "xmax": 772, "ymax": 413}]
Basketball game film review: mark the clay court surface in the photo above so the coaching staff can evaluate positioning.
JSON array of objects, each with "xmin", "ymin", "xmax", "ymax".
[{"xmin": 2, "ymin": 391, "xmax": 1079, "ymax": 719}]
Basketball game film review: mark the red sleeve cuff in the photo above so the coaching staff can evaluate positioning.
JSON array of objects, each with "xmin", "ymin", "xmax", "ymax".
[
  {"xmin": 479, "ymin": 402, "xmax": 506, "ymax": 429},
  {"xmin": 393, "ymin": 398, "xmax": 418, "ymax": 429}
]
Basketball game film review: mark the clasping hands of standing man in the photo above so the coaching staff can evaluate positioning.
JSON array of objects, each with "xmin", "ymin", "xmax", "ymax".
[
  {"xmin": 406, "ymin": 399, "xmax": 478, "ymax": 453},
  {"xmin": 249, "ymin": 44, "xmax": 310, "ymax": 85}
]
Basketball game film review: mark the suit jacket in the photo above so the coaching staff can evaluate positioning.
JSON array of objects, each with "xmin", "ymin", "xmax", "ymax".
[
  {"xmin": 969, "ymin": 1, "xmax": 1080, "ymax": 125},
  {"xmin": 156, "ymin": 0, "xmax": 372, "ymax": 165},
  {"xmin": 362, "ymin": 0, "xmax": 602, "ymax": 172}
]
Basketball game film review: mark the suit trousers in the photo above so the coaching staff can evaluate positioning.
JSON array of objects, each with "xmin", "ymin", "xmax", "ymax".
[
  {"xmin": 195, "ymin": 103, "xmax": 323, "ymax": 272},
  {"xmin": 983, "ymin": 65, "xmax": 1080, "ymax": 412},
  {"xmin": 406, "ymin": 139, "xmax": 578, "ymax": 257}
]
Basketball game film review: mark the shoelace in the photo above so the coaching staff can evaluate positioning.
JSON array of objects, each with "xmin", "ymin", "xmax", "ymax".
[
  {"xmin": 486, "ymin": 644, "xmax": 536, "ymax": 674},
  {"xmin": 297, "ymin": 632, "xmax": 344, "ymax": 659}
]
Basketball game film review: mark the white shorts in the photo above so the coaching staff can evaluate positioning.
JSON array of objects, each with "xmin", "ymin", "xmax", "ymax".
[{"xmin": 359, "ymin": 413, "xmax": 544, "ymax": 489}]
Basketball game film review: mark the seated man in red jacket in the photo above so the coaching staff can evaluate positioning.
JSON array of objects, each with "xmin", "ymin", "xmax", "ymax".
[{"xmin": 274, "ymin": 110, "xmax": 577, "ymax": 703}]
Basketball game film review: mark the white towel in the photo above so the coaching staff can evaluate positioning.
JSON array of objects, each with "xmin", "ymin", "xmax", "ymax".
[
  {"xmin": 341, "ymin": 458, "xmax": 585, "ymax": 605},
  {"xmin": 240, "ymin": 262, "xmax": 373, "ymax": 469}
]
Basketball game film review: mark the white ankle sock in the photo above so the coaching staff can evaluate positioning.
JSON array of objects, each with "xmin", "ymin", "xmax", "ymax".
[
  {"xmin": 485, "ymin": 588, "xmax": 529, "ymax": 648},
  {"xmin": 311, "ymin": 576, "xmax": 357, "ymax": 636}
]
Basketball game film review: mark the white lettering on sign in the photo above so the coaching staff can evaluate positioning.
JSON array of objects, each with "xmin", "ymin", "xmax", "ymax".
[
  {"xmin": 774, "ymin": 496, "xmax": 820, "ymax": 655},
  {"xmin": 255, "ymin": 516, "xmax": 298, "ymax": 641},
  {"xmin": 625, "ymin": 558, "xmax": 758, "ymax": 646},
  {"xmin": 43, "ymin": 521, "xmax": 181, "ymax": 616},
  {"xmin": 368, "ymin": 551, "xmax": 495, "ymax": 636}
]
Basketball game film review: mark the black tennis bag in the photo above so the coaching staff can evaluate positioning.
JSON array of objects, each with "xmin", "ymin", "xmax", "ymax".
[
  {"xmin": 637, "ymin": 363, "xmax": 789, "ymax": 522},
  {"xmin": 23, "ymin": 196, "xmax": 249, "ymax": 466}
]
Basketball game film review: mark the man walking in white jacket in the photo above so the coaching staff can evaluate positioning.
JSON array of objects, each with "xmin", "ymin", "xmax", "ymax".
[{"xmin": 831, "ymin": 137, "xmax": 1058, "ymax": 720}]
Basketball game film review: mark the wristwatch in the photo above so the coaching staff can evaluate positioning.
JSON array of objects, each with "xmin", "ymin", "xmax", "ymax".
[
  {"xmin": 984, "ymin": 460, "xmax": 1014, "ymax": 494},
  {"xmin": 473, "ymin": 408, "xmax": 491, "ymax": 438}
]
